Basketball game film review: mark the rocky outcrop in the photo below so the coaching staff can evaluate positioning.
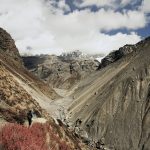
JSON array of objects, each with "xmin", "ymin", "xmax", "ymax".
[
  {"xmin": 98, "ymin": 45, "xmax": 139, "ymax": 70},
  {"xmin": 68, "ymin": 37, "xmax": 150, "ymax": 150},
  {"xmin": 98, "ymin": 44, "xmax": 136, "ymax": 69},
  {"xmin": 22, "ymin": 55, "xmax": 100, "ymax": 89},
  {"xmin": 99, "ymin": 37, "xmax": 150, "ymax": 70},
  {"xmin": 0, "ymin": 28, "xmax": 22, "ymax": 65}
]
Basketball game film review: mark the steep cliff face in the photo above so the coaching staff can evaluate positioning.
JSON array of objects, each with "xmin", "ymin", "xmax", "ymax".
[
  {"xmin": 0, "ymin": 28, "xmax": 22, "ymax": 65},
  {"xmin": 98, "ymin": 44, "xmax": 136, "ymax": 69},
  {"xmin": 22, "ymin": 55, "xmax": 99, "ymax": 89},
  {"xmin": 68, "ymin": 37, "xmax": 150, "ymax": 150},
  {"xmin": 0, "ymin": 28, "xmax": 59, "ymax": 100}
]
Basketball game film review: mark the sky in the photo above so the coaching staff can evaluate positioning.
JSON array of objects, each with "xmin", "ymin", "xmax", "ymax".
[{"xmin": 0, "ymin": 0, "xmax": 150, "ymax": 55}]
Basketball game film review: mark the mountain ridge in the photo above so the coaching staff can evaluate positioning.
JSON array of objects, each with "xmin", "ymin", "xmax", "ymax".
[{"xmin": 98, "ymin": 36, "xmax": 150, "ymax": 69}]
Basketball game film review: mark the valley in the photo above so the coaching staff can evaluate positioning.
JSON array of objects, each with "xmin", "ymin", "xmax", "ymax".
[{"xmin": 0, "ymin": 27, "xmax": 150, "ymax": 150}]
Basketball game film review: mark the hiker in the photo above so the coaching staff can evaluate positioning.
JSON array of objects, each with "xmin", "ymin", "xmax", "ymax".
[
  {"xmin": 96, "ymin": 141, "xmax": 101, "ymax": 149},
  {"xmin": 69, "ymin": 63, "xmax": 73, "ymax": 74},
  {"xmin": 27, "ymin": 110, "xmax": 33, "ymax": 126}
]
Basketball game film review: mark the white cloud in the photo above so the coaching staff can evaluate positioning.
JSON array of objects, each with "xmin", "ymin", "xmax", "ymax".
[
  {"xmin": 0, "ymin": 0, "xmax": 147, "ymax": 55},
  {"xmin": 0, "ymin": 0, "xmax": 47, "ymax": 38},
  {"xmin": 54, "ymin": 31, "xmax": 141, "ymax": 55},
  {"xmin": 57, "ymin": 0, "xmax": 71, "ymax": 12},
  {"xmin": 141, "ymin": 0, "xmax": 150, "ymax": 13},
  {"xmin": 16, "ymin": 32, "xmax": 64, "ymax": 55}
]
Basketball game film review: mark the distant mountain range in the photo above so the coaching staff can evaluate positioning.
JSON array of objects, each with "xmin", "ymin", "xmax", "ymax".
[{"xmin": 22, "ymin": 52, "xmax": 101, "ymax": 89}]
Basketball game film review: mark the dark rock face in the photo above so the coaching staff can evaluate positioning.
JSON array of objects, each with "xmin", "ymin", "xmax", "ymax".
[
  {"xmin": 22, "ymin": 55, "xmax": 100, "ymax": 89},
  {"xmin": 98, "ymin": 37, "xmax": 150, "ymax": 70},
  {"xmin": 68, "ymin": 37, "xmax": 150, "ymax": 150},
  {"xmin": 98, "ymin": 44, "xmax": 136, "ymax": 69},
  {"xmin": 0, "ymin": 28, "xmax": 22, "ymax": 64},
  {"xmin": 22, "ymin": 56, "xmax": 45, "ymax": 70}
]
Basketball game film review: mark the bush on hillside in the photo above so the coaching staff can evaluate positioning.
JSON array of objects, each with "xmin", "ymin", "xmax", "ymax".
[
  {"xmin": 0, "ymin": 123, "xmax": 48, "ymax": 150},
  {"xmin": 0, "ymin": 122, "xmax": 72, "ymax": 150}
]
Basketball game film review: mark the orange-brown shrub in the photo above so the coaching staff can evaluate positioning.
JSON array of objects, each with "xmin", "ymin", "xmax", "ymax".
[
  {"xmin": 0, "ymin": 123, "xmax": 48, "ymax": 150},
  {"xmin": 0, "ymin": 122, "xmax": 72, "ymax": 150}
]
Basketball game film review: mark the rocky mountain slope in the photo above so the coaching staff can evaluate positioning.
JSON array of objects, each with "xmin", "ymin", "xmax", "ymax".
[
  {"xmin": 68, "ymin": 37, "xmax": 150, "ymax": 150},
  {"xmin": 22, "ymin": 53, "xmax": 100, "ymax": 89},
  {"xmin": 98, "ymin": 44, "xmax": 135, "ymax": 69},
  {"xmin": 0, "ymin": 28, "xmax": 90, "ymax": 150},
  {"xmin": 0, "ymin": 28, "xmax": 22, "ymax": 66}
]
